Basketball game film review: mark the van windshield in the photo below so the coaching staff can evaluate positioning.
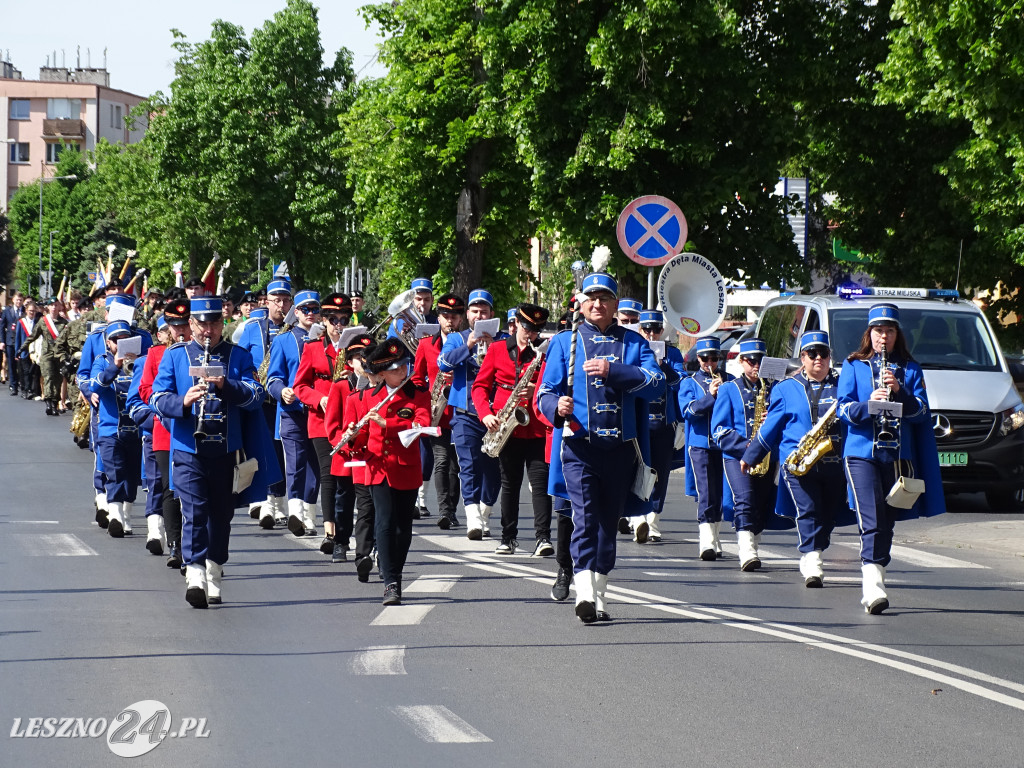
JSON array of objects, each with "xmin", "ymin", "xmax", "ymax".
[{"xmin": 827, "ymin": 306, "xmax": 1001, "ymax": 372}]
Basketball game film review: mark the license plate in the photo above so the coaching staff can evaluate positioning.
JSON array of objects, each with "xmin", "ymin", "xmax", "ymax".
[{"xmin": 938, "ymin": 451, "xmax": 968, "ymax": 467}]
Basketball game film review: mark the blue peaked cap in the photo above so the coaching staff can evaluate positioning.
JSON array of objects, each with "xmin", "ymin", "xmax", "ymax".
[
  {"xmin": 191, "ymin": 297, "xmax": 223, "ymax": 321},
  {"xmin": 868, "ymin": 303, "xmax": 900, "ymax": 327},
  {"xmin": 639, "ymin": 310, "xmax": 664, "ymax": 325},
  {"xmin": 105, "ymin": 294, "xmax": 135, "ymax": 308},
  {"xmin": 104, "ymin": 320, "xmax": 132, "ymax": 339},
  {"xmin": 468, "ymin": 289, "xmax": 493, "ymax": 307},
  {"xmin": 581, "ymin": 273, "xmax": 617, "ymax": 297},
  {"xmin": 618, "ymin": 298, "xmax": 642, "ymax": 315},
  {"xmin": 800, "ymin": 330, "xmax": 830, "ymax": 351},
  {"xmin": 737, "ymin": 338, "xmax": 767, "ymax": 357},
  {"xmin": 694, "ymin": 336, "xmax": 721, "ymax": 354},
  {"xmin": 294, "ymin": 290, "xmax": 320, "ymax": 308},
  {"xmin": 267, "ymin": 279, "xmax": 292, "ymax": 296},
  {"xmin": 411, "ymin": 277, "xmax": 433, "ymax": 292}
]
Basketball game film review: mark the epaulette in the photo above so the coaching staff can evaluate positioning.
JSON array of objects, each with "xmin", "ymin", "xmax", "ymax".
[{"xmin": 402, "ymin": 380, "xmax": 426, "ymax": 397}]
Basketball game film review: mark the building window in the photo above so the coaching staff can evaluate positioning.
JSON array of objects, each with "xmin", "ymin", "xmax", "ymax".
[
  {"xmin": 110, "ymin": 104, "xmax": 123, "ymax": 129},
  {"xmin": 46, "ymin": 142, "xmax": 80, "ymax": 164},
  {"xmin": 10, "ymin": 99, "xmax": 30, "ymax": 120},
  {"xmin": 9, "ymin": 142, "xmax": 30, "ymax": 164},
  {"xmin": 46, "ymin": 98, "xmax": 82, "ymax": 119}
]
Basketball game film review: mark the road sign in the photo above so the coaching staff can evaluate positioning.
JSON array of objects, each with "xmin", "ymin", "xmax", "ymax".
[{"xmin": 616, "ymin": 195, "xmax": 688, "ymax": 267}]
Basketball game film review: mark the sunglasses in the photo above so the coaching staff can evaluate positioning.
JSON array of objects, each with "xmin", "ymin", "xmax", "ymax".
[
  {"xmin": 697, "ymin": 354, "xmax": 721, "ymax": 363},
  {"xmin": 296, "ymin": 305, "xmax": 320, "ymax": 314},
  {"xmin": 641, "ymin": 325, "xmax": 664, "ymax": 332},
  {"xmin": 803, "ymin": 347, "xmax": 831, "ymax": 360},
  {"xmin": 324, "ymin": 314, "xmax": 350, "ymax": 326},
  {"xmin": 741, "ymin": 354, "xmax": 764, "ymax": 364}
]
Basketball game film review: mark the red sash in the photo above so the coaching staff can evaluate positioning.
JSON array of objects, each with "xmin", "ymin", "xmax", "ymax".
[
  {"xmin": 43, "ymin": 316, "xmax": 60, "ymax": 340},
  {"xmin": 18, "ymin": 318, "xmax": 33, "ymax": 337}
]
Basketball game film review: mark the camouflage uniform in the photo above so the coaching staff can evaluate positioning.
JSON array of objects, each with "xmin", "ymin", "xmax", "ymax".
[{"xmin": 21, "ymin": 315, "xmax": 68, "ymax": 402}]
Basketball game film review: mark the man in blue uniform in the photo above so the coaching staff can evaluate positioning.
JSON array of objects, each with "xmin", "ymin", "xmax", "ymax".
[
  {"xmin": 537, "ymin": 273, "xmax": 664, "ymax": 623},
  {"xmin": 236, "ymin": 279, "xmax": 291, "ymax": 527},
  {"xmin": 679, "ymin": 335, "xmax": 734, "ymax": 560},
  {"xmin": 712, "ymin": 337, "xmax": 778, "ymax": 570},
  {"xmin": 388, "ymin": 277, "xmax": 439, "ymax": 340},
  {"xmin": 267, "ymin": 289, "xmax": 321, "ymax": 536},
  {"xmin": 438, "ymin": 288, "xmax": 505, "ymax": 539},
  {"xmin": 616, "ymin": 298, "xmax": 642, "ymax": 326},
  {"xmin": 150, "ymin": 296, "xmax": 267, "ymax": 608}
]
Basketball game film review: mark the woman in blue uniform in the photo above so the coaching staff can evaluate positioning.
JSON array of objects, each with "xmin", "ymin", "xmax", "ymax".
[
  {"xmin": 742, "ymin": 331, "xmax": 850, "ymax": 586},
  {"xmin": 837, "ymin": 304, "xmax": 944, "ymax": 614}
]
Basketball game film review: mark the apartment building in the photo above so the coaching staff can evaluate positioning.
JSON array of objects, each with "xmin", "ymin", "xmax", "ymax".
[{"xmin": 1, "ymin": 58, "xmax": 147, "ymax": 211}]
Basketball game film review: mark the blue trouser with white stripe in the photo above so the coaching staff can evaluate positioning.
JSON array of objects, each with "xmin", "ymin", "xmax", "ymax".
[
  {"xmin": 845, "ymin": 456, "xmax": 899, "ymax": 566},
  {"xmin": 563, "ymin": 437, "xmax": 634, "ymax": 576},
  {"xmin": 280, "ymin": 410, "xmax": 319, "ymax": 504},
  {"xmin": 142, "ymin": 433, "xmax": 163, "ymax": 517},
  {"xmin": 723, "ymin": 457, "xmax": 775, "ymax": 534},
  {"xmin": 451, "ymin": 412, "xmax": 500, "ymax": 507},
  {"xmin": 782, "ymin": 461, "xmax": 846, "ymax": 552},
  {"xmin": 96, "ymin": 433, "xmax": 142, "ymax": 504},
  {"xmin": 688, "ymin": 445, "xmax": 723, "ymax": 524},
  {"xmin": 173, "ymin": 450, "xmax": 235, "ymax": 566}
]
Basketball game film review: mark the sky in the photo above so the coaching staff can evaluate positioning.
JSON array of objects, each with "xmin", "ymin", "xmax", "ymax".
[{"xmin": 1, "ymin": 0, "xmax": 387, "ymax": 97}]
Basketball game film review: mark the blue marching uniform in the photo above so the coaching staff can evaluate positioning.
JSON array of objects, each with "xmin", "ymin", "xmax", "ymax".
[
  {"xmin": 536, "ymin": 320, "xmax": 663, "ymax": 579},
  {"xmin": 838, "ymin": 355, "xmax": 945, "ymax": 566},
  {"xmin": 742, "ymin": 371, "xmax": 850, "ymax": 553},
  {"xmin": 713, "ymin": 375, "xmax": 793, "ymax": 536},
  {"xmin": 266, "ymin": 325, "xmax": 320, "ymax": 508},
  {"xmin": 150, "ymin": 339, "xmax": 268, "ymax": 569},
  {"xmin": 679, "ymin": 368, "xmax": 735, "ymax": 525},
  {"xmin": 91, "ymin": 348, "xmax": 143, "ymax": 510},
  {"xmin": 236, "ymin": 314, "xmax": 288, "ymax": 505},
  {"xmin": 437, "ymin": 326, "xmax": 508, "ymax": 531},
  {"xmin": 126, "ymin": 356, "xmax": 165, "ymax": 523}
]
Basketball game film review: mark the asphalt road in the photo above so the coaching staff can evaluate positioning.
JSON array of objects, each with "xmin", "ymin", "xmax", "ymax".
[{"xmin": 2, "ymin": 393, "xmax": 1023, "ymax": 767}]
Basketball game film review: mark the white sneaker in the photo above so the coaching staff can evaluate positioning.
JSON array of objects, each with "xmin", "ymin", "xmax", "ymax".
[
  {"xmin": 146, "ymin": 515, "xmax": 167, "ymax": 555},
  {"xmin": 861, "ymin": 563, "xmax": 888, "ymax": 614},
  {"xmin": 737, "ymin": 530, "xmax": 761, "ymax": 571},
  {"xmin": 799, "ymin": 550, "xmax": 825, "ymax": 587},
  {"xmin": 206, "ymin": 561, "xmax": 223, "ymax": 604},
  {"xmin": 185, "ymin": 563, "xmax": 208, "ymax": 608},
  {"xmin": 697, "ymin": 522, "xmax": 717, "ymax": 561}
]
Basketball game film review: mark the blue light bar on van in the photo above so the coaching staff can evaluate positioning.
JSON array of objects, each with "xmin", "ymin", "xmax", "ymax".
[{"xmin": 836, "ymin": 286, "xmax": 960, "ymax": 300}]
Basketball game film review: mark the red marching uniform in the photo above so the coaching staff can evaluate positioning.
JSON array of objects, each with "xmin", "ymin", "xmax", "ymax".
[
  {"xmin": 413, "ymin": 332, "xmax": 462, "ymax": 527},
  {"xmin": 471, "ymin": 337, "xmax": 546, "ymax": 441},
  {"xmin": 327, "ymin": 384, "xmax": 377, "ymax": 576}
]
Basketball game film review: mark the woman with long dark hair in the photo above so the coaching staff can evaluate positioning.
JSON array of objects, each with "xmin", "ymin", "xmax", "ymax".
[{"xmin": 837, "ymin": 303, "xmax": 944, "ymax": 614}]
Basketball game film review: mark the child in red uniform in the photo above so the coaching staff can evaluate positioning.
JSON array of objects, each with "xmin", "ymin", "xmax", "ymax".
[{"xmin": 349, "ymin": 340, "xmax": 430, "ymax": 605}]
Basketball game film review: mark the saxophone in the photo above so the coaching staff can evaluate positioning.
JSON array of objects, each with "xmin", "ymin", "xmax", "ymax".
[
  {"xmin": 748, "ymin": 380, "xmax": 772, "ymax": 477},
  {"xmin": 784, "ymin": 401, "xmax": 838, "ymax": 476},
  {"xmin": 481, "ymin": 339, "xmax": 548, "ymax": 458},
  {"xmin": 429, "ymin": 370, "xmax": 449, "ymax": 427},
  {"xmin": 70, "ymin": 396, "xmax": 91, "ymax": 439},
  {"xmin": 256, "ymin": 322, "xmax": 291, "ymax": 386},
  {"xmin": 331, "ymin": 345, "xmax": 348, "ymax": 382}
]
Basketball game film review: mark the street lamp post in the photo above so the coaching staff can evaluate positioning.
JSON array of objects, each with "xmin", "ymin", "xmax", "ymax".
[
  {"xmin": 38, "ymin": 161, "xmax": 77, "ymax": 298},
  {"xmin": 48, "ymin": 230, "xmax": 59, "ymax": 299}
]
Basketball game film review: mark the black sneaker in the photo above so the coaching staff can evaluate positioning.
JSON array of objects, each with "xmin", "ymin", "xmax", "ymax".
[
  {"xmin": 319, "ymin": 534, "xmax": 334, "ymax": 555},
  {"xmin": 331, "ymin": 541, "xmax": 348, "ymax": 563},
  {"xmin": 166, "ymin": 542, "xmax": 183, "ymax": 569},
  {"xmin": 382, "ymin": 583, "xmax": 401, "ymax": 606},
  {"xmin": 551, "ymin": 567, "xmax": 572, "ymax": 601},
  {"xmin": 411, "ymin": 506, "xmax": 421, "ymax": 520},
  {"xmin": 437, "ymin": 514, "xmax": 451, "ymax": 530},
  {"xmin": 418, "ymin": 505, "xmax": 431, "ymax": 518},
  {"xmin": 533, "ymin": 539, "xmax": 554, "ymax": 557},
  {"xmin": 494, "ymin": 540, "xmax": 517, "ymax": 555},
  {"xmin": 356, "ymin": 556, "xmax": 373, "ymax": 583}
]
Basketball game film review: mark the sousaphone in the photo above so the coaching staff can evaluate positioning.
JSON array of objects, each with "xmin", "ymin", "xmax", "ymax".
[{"xmin": 656, "ymin": 252, "xmax": 727, "ymax": 337}]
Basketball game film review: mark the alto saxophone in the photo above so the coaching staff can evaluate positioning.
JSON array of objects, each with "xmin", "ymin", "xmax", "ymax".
[
  {"xmin": 70, "ymin": 396, "xmax": 91, "ymax": 439},
  {"xmin": 331, "ymin": 345, "xmax": 348, "ymax": 383},
  {"xmin": 784, "ymin": 401, "xmax": 838, "ymax": 476},
  {"xmin": 481, "ymin": 340, "xmax": 548, "ymax": 458},
  {"xmin": 429, "ymin": 370, "xmax": 449, "ymax": 427},
  {"xmin": 748, "ymin": 380, "xmax": 772, "ymax": 477}
]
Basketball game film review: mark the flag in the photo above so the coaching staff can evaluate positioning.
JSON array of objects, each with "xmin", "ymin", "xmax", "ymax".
[
  {"xmin": 94, "ymin": 259, "xmax": 108, "ymax": 292},
  {"xmin": 172, "ymin": 261, "xmax": 184, "ymax": 289},
  {"xmin": 201, "ymin": 254, "xmax": 218, "ymax": 295}
]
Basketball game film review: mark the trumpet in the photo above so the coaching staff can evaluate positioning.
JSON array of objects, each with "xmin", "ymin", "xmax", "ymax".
[{"xmin": 193, "ymin": 337, "xmax": 213, "ymax": 444}]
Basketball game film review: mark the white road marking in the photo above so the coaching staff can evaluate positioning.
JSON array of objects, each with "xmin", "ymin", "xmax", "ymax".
[
  {"xmin": 835, "ymin": 542, "xmax": 988, "ymax": 569},
  {"xmin": 422, "ymin": 548, "xmax": 1024, "ymax": 712},
  {"xmin": 371, "ymin": 605, "xmax": 435, "ymax": 626},
  {"xmin": 12, "ymin": 534, "xmax": 97, "ymax": 556},
  {"xmin": 643, "ymin": 572, "xmax": 677, "ymax": 577},
  {"xmin": 351, "ymin": 645, "xmax": 407, "ymax": 675},
  {"xmin": 389, "ymin": 705, "xmax": 491, "ymax": 743},
  {"xmin": 403, "ymin": 575, "xmax": 461, "ymax": 593},
  {"xmin": 618, "ymin": 557, "xmax": 690, "ymax": 563},
  {"xmin": 0, "ymin": 520, "xmax": 60, "ymax": 524}
]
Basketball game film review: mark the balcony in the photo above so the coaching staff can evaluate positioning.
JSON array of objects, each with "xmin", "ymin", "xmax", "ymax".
[{"xmin": 42, "ymin": 119, "xmax": 85, "ymax": 140}]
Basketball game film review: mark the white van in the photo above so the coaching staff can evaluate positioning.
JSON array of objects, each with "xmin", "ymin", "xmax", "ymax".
[{"xmin": 754, "ymin": 287, "xmax": 1024, "ymax": 510}]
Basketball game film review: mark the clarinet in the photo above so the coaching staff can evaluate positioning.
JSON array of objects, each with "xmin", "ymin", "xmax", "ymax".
[{"xmin": 193, "ymin": 337, "xmax": 213, "ymax": 443}]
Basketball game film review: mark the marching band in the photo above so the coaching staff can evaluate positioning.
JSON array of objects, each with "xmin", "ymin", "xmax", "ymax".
[{"xmin": 2, "ymin": 262, "xmax": 949, "ymax": 618}]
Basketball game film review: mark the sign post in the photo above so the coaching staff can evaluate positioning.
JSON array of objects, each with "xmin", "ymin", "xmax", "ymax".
[{"xmin": 615, "ymin": 195, "xmax": 688, "ymax": 309}]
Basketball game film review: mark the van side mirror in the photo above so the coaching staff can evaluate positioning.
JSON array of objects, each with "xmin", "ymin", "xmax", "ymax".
[{"xmin": 1008, "ymin": 360, "xmax": 1024, "ymax": 384}]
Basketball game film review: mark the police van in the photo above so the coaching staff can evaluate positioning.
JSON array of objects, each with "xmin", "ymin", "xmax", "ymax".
[{"xmin": 754, "ymin": 286, "xmax": 1024, "ymax": 510}]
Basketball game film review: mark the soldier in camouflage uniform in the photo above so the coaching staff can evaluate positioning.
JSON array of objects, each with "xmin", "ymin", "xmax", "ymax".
[{"xmin": 21, "ymin": 299, "xmax": 69, "ymax": 415}]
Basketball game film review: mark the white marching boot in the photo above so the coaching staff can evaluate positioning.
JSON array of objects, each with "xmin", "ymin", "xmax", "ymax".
[
  {"xmin": 646, "ymin": 512, "xmax": 662, "ymax": 541},
  {"xmin": 416, "ymin": 484, "xmax": 427, "ymax": 513},
  {"xmin": 593, "ymin": 573, "xmax": 610, "ymax": 621},
  {"xmin": 185, "ymin": 563, "xmax": 208, "ymax": 609},
  {"xmin": 698, "ymin": 522, "xmax": 717, "ymax": 561},
  {"xmin": 287, "ymin": 497, "xmax": 306, "ymax": 537},
  {"xmin": 107, "ymin": 501, "xmax": 126, "ymax": 538},
  {"xmin": 711, "ymin": 520, "xmax": 723, "ymax": 556},
  {"xmin": 800, "ymin": 550, "xmax": 825, "ymax": 588},
  {"xmin": 465, "ymin": 503, "xmax": 483, "ymax": 540},
  {"xmin": 271, "ymin": 494, "xmax": 287, "ymax": 525},
  {"xmin": 259, "ymin": 495, "xmax": 280, "ymax": 530},
  {"xmin": 480, "ymin": 504, "xmax": 493, "ymax": 537},
  {"xmin": 302, "ymin": 501, "xmax": 318, "ymax": 536},
  {"xmin": 146, "ymin": 515, "xmax": 167, "ymax": 556},
  {"xmin": 737, "ymin": 530, "xmax": 761, "ymax": 571},
  {"xmin": 206, "ymin": 561, "xmax": 223, "ymax": 605},
  {"xmin": 121, "ymin": 501, "xmax": 133, "ymax": 535},
  {"xmin": 95, "ymin": 492, "xmax": 109, "ymax": 528},
  {"xmin": 574, "ymin": 570, "xmax": 597, "ymax": 624},
  {"xmin": 631, "ymin": 516, "xmax": 649, "ymax": 543},
  {"xmin": 248, "ymin": 501, "xmax": 262, "ymax": 520},
  {"xmin": 861, "ymin": 563, "xmax": 889, "ymax": 614}
]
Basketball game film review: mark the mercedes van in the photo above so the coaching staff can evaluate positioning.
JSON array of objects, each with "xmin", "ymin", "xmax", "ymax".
[{"xmin": 754, "ymin": 287, "xmax": 1024, "ymax": 510}]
